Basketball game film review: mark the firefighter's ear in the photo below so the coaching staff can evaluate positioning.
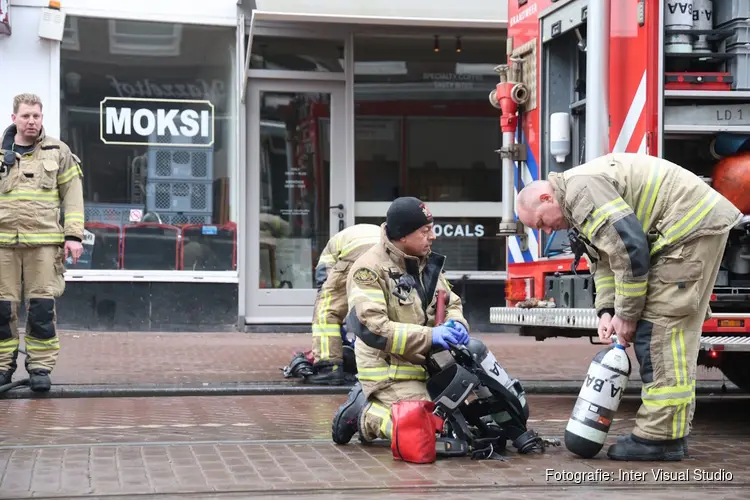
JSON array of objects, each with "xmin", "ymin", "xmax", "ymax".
[{"xmin": 539, "ymin": 193, "xmax": 554, "ymax": 203}]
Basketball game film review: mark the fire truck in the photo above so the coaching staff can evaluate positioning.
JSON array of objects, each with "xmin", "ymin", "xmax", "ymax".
[{"xmin": 487, "ymin": 0, "xmax": 750, "ymax": 389}]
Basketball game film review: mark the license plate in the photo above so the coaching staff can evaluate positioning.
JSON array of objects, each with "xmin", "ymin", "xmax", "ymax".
[
  {"xmin": 665, "ymin": 104, "xmax": 750, "ymax": 129},
  {"xmin": 718, "ymin": 319, "xmax": 744, "ymax": 327}
]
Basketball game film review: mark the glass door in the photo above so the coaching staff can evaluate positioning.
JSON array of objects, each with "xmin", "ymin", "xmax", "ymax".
[{"xmin": 246, "ymin": 79, "xmax": 347, "ymax": 319}]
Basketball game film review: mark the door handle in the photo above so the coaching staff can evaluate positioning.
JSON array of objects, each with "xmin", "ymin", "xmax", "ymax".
[{"xmin": 330, "ymin": 204, "xmax": 344, "ymax": 210}]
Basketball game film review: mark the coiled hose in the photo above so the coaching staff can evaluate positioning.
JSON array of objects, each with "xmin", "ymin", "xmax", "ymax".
[{"xmin": 0, "ymin": 345, "xmax": 29, "ymax": 394}]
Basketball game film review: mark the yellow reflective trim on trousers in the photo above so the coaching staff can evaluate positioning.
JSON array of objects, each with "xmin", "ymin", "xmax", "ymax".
[
  {"xmin": 582, "ymin": 198, "xmax": 629, "ymax": 240},
  {"xmin": 25, "ymin": 337, "xmax": 60, "ymax": 351},
  {"xmin": 0, "ymin": 190, "xmax": 60, "ymax": 202},
  {"xmin": 0, "ymin": 338, "xmax": 19, "ymax": 354},
  {"xmin": 381, "ymin": 417, "xmax": 393, "ymax": 439},
  {"xmin": 315, "ymin": 290, "xmax": 335, "ymax": 360},
  {"xmin": 312, "ymin": 325, "xmax": 340, "ymax": 337},
  {"xmin": 615, "ymin": 281, "xmax": 647, "ymax": 297},
  {"xmin": 595, "ymin": 275, "xmax": 614, "ymax": 291},
  {"xmin": 636, "ymin": 164, "xmax": 665, "ymax": 231},
  {"xmin": 18, "ymin": 233, "xmax": 64, "ymax": 244},
  {"xmin": 357, "ymin": 364, "xmax": 427, "ymax": 381},
  {"xmin": 340, "ymin": 237, "xmax": 379, "ymax": 258},
  {"xmin": 650, "ymin": 191, "xmax": 720, "ymax": 256},
  {"xmin": 58, "ymin": 166, "xmax": 83, "ymax": 184},
  {"xmin": 672, "ymin": 327, "xmax": 689, "ymax": 439}
]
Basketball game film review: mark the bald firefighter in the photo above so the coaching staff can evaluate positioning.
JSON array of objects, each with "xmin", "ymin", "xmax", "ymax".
[
  {"xmin": 516, "ymin": 152, "xmax": 742, "ymax": 461},
  {"xmin": 331, "ymin": 197, "xmax": 470, "ymax": 445},
  {"xmin": 307, "ymin": 223, "xmax": 381, "ymax": 385},
  {"xmin": 0, "ymin": 94, "xmax": 85, "ymax": 392}
]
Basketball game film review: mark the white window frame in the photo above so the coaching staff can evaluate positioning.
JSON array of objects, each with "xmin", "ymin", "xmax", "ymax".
[{"xmin": 55, "ymin": 6, "xmax": 242, "ymax": 283}]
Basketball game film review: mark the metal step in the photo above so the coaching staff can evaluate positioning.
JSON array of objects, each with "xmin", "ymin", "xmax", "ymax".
[{"xmin": 490, "ymin": 307, "xmax": 750, "ymax": 351}]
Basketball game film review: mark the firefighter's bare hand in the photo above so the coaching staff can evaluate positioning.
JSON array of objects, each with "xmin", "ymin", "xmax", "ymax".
[
  {"xmin": 64, "ymin": 240, "xmax": 84, "ymax": 265},
  {"xmin": 598, "ymin": 313, "xmax": 613, "ymax": 344},
  {"xmin": 610, "ymin": 315, "xmax": 636, "ymax": 347}
]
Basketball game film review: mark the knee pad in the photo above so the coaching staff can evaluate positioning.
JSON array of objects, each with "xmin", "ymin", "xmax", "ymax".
[
  {"xmin": 27, "ymin": 298, "xmax": 56, "ymax": 339},
  {"xmin": 427, "ymin": 363, "xmax": 480, "ymax": 412},
  {"xmin": 0, "ymin": 301, "xmax": 12, "ymax": 339}
]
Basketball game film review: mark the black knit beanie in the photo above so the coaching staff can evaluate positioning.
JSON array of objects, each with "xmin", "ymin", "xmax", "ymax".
[{"xmin": 385, "ymin": 197, "xmax": 433, "ymax": 240}]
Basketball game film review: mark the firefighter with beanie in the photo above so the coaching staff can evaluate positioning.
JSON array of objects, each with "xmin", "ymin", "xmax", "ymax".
[
  {"xmin": 331, "ymin": 196, "xmax": 471, "ymax": 446},
  {"xmin": 306, "ymin": 223, "xmax": 381, "ymax": 385},
  {"xmin": 0, "ymin": 94, "xmax": 85, "ymax": 392}
]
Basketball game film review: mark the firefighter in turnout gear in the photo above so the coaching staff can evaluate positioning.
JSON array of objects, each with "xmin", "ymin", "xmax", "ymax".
[
  {"xmin": 0, "ymin": 94, "xmax": 85, "ymax": 392},
  {"xmin": 516, "ymin": 152, "xmax": 742, "ymax": 462},
  {"xmin": 307, "ymin": 223, "xmax": 381, "ymax": 385},
  {"xmin": 331, "ymin": 197, "xmax": 471, "ymax": 445}
]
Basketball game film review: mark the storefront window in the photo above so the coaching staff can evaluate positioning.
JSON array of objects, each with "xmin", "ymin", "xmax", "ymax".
[
  {"xmin": 353, "ymin": 34, "xmax": 505, "ymax": 202},
  {"xmin": 249, "ymin": 36, "xmax": 344, "ymax": 72},
  {"xmin": 60, "ymin": 17, "xmax": 236, "ymax": 272},
  {"xmin": 355, "ymin": 218, "xmax": 507, "ymax": 272}
]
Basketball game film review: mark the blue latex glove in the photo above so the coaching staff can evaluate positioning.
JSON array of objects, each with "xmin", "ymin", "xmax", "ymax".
[
  {"xmin": 446, "ymin": 319, "xmax": 469, "ymax": 345},
  {"xmin": 432, "ymin": 325, "xmax": 460, "ymax": 350}
]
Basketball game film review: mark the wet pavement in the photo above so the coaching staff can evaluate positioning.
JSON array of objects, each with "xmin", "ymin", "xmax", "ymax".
[
  {"xmin": 5, "ymin": 331, "xmax": 728, "ymax": 386},
  {"xmin": 1, "ymin": 393, "xmax": 748, "ymax": 499}
]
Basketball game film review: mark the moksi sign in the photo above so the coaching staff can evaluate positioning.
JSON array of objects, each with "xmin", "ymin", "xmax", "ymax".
[{"xmin": 99, "ymin": 97, "xmax": 214, "ymax": 148}]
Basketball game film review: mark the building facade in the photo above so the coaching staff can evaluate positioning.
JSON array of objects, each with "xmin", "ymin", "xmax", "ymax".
[{"xmin": 0, "ymin": 0, "xmax": 510, "ymax": 331}]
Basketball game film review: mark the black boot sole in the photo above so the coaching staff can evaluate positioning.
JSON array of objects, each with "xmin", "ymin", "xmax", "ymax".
[{"xmin": 608, "ymin": 449, "xmax": 684, "ymax": 461}]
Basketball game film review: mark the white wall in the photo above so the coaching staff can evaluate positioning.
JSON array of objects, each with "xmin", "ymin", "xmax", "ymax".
[
  {"xmin": 0, "ymin": 5, "xmax": 59, "ymax": 138},
  {"xmin": 252, "ymin": 0, "xmax": 507, "ymax": 23},
  {"xmin": 12, "ymin": 0, "xmax": 237, "ymax": 25}
]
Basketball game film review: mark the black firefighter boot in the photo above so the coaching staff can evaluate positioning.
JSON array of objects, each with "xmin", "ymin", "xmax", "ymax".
[
  {"xmin": 28, "ymin": 369, "xmax": 51, "ymax": 393},
  {"xmin": 0, "ymin": 350, "xmax": 18, "ymax": 386},
  {"xmin": 307, "ymin": 361, "xmax": 354, "ymax": 386},
  {"xmin": 607, "ymin": 434, "xmax": 685, "ymax": 461},
  {"xmin": 332, "ymin": 382, "xmax": 366, "ymax": 445}
]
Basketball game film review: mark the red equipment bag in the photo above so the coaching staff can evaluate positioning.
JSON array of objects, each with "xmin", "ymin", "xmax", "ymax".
[{"xmin": 390, "ymin": 400, "xmax": 444, "ymax": 464}]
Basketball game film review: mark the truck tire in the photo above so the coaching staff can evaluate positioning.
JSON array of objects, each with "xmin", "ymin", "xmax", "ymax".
[{"xmin": 718, "ymin": 352, "xmax": 750, "ymax": 392}]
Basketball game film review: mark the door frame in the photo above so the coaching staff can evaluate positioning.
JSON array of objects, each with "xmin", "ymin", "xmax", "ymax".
[{"xmin": 244, "ymin": 78, "xmax": 349, "ymax": 322}]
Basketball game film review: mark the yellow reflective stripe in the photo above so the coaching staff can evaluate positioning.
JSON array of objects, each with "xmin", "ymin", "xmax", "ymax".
[
  {"xmin": 64, "ymin": 212, "xmax": 84, "ymax": 224},
  {"xmin": 595, "ymin": 275, "xmax": 614, "ymax": 291},
  {"xmin": 650, "ymin": 191, "xmax": 720, "ymax": 256},
  {"xmin": 357, "ymin": 367, "xmax": 390, "ymax": 381},
  {"xmin": 581, "ymin": 197, "xmax": 630, "ymax": 240},
  {"xmin": 318, "ymin": 254, "xmax": 335, "ymax": 264},
  {"xmin": 0, "ymin": 338, "xmax": 19, "ymax": 354},
  {"xmin": 672, "ymin": 327, "xmax": 689, "ymax": 439},
  {"xmin": 25, "ymin": 336, "xmax": 60, "ymax": 351},
  {"xmin": 0, "ymin": 233, "xmax": 17, "ymax": 244},
  {"xmin": 348, "ymin": 288, "xmax": 386, "ymax": 309},
  {"xmin": 636, "ymin": 164, "xmax": 666, "ymax": 231},
  {"xmin": 312, "ymin": 325, "xmax": 340, "ymax": 337},
  {"xmin": 18, "ymin": 233, "xmax": 64, "ymax": 244},
  {"xmin": 340, "ymin": 237, "xmax": 379, "ymax": 258},
  {"xmin": 391, "ymin": 324, "xmax": 408, "ymax": 356},
  {"xmin": 357, "ymin": 364, "xmax": 428, "ymax": 381},
  {"xmin": 315, "ymin": 290, "xmax": 335, "ymax": 360},
  {"xmin": 381, "ymin": 417, "xmax": 393, "ymax": 439},
  {"xmin": 0, "ymin": 190, "xmax": 60, "ymax": 202},
  {"xmin": 58, "ymin": 165, "xmax": 83, "ymax": 184},
  {"xmin": 615, "ymin": 281, "xmax": 648, "ymax": 297}
]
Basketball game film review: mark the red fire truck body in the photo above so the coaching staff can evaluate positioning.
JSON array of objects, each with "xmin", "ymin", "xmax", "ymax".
[{"xmin": 489, "ymin": 0, "xmax": 750, "ymax": 390}]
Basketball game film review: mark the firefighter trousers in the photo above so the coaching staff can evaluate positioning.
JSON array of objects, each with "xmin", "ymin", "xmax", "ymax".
[
  {"xmin": 0, "ymin": 245, "xmax": 66, "ymax": 374},
  {"xmin": 633, "ymin": 231, "xmax": 730, "ymax": 442},
  {"xmin": 311, "ymin": 268, "xmax": 348, "ymax": 366},
  {"xmin": 358, "ymin": 380, "xmax": 431, "ymax": 442}
]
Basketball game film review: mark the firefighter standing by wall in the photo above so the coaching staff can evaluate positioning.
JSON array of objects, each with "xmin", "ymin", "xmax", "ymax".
[
  {"xmin": 0, "ymin": 94, "xmax": 85, "ymax": 392},
  {"xmin": 515, "ymin": 152, "xmax": 742, "ymax": 461},
  {"xmin": 307, "ymin": 223, "xmax": 381, "ymax": 385},
  {"xmin": 331, "ymin": 197, "xmax": 470, "ymax": 444}
]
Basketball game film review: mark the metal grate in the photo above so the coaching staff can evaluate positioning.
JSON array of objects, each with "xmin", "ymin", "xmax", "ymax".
[
  {"xmin": 149, "ymin": 149, "xmax": 212, "ymax": 181},
  {"xmin": 489, "ymin": 307, "xmax": 599, "ymax": 329},
  {"xmin": 146, "ymin": 180, "xmax": 213, "ymax": 213}
]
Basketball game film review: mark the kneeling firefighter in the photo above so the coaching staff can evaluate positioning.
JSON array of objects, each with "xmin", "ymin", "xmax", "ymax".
[
  {"xmin": 285, "ymin": 223, "xmax": 381, "ymax": 385},
  {"xmin": 331, "ymin": 197, "xmax": 476, "ymax": 459}
]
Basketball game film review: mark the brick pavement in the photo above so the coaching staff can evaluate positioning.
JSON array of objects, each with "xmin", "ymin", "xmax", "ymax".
[
  {"xmin": 7, "ymin": 331, "xmax": 727, "ymax": 386},
  {"xmin": 1, "ymin": 394, "xmax": 749, "ymax": 498}
]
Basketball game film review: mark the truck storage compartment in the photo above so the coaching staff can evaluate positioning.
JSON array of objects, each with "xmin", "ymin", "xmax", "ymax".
[
  {"xmin": 726, "ymin": 42, "xmax": 750, "ymax": 90},
  {"xmin": 714, "ymin": 0, "xmax": 750, "ymax": 28}
]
